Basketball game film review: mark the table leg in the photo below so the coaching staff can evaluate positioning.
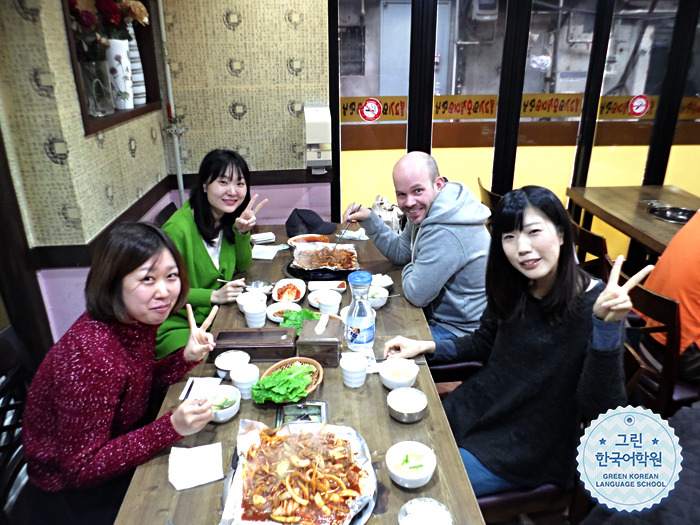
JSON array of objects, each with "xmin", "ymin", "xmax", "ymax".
[{"xmin": 625, "ymin": 240, "xmax": 659, "ymax": 275}]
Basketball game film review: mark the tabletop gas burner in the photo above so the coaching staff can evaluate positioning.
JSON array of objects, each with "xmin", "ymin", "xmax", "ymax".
[
  {"xmin": 643, "ymin": 200, "xmax": 696, "ymax": 225},
  {"xmin": 282, "ymin": 261, "xmax": 354, "ymax": 281}
]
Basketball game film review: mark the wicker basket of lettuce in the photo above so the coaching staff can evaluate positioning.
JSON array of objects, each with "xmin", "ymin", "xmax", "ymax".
[{"xmin": 252, "ymin": 357, "xmax": 323, "ymax": 404}]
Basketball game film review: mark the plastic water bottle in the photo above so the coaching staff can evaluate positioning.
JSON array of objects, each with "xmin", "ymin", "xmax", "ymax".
[{"xmin": 345, "ymin": 271, "xmax": 375, "ymax": 351}]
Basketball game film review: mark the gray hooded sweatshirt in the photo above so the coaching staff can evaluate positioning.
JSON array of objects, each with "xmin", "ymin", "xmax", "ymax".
[{"xmin": 362, "ymin": 181, "xmax": 490, "ymax": 336}]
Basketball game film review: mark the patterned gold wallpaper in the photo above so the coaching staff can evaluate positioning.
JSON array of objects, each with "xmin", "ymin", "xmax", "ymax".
[
  {"xmin": 0, "ymin": 1, "xmax": 167, "ymax": 247},
  {"xmin": 0, "ymin": 0, "xmax": 328, "ymax": 248},
  {"xmin": 162, "ymin": 0, "xmax": 329, "ymax": 173}
]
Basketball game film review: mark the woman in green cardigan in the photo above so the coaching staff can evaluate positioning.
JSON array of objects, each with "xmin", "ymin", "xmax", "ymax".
[{"xmin": 156, "ymin": 149, "xmax": 268, "ymax": 358}]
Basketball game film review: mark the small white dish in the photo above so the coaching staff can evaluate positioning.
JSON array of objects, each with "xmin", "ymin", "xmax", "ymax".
[
  {"xmin": 399, "ymin": 498, "xmax": 453, "ymax": 525},
  {"xmin": 386, "ymin": 441, "xmax": 437, "ymax": 489},
  {"xmin": 368, "ymin": 285, "xmax": 389, "ymax": 309},
  {"xmin": 379, "ymin": 358, "xmax": 419, "ymax": 390},
  {"xmin": 214, "ymin": 350, "xmax": 251, "ymax": 378},
  {"xmin": 371, "ymin": 273, "xmax": 394, "ymax": 289},
  {"xmin": 307, "ymin": 280, "xmax": 348, "ymax": 293},
  {"xmin": 272, "ymin": 278, "xmax": 306, "ymax": 303},
  {"xmin": 308, "ymin": 289, "xmax": 342, "ymax": 309},
  {"xmin": 307, "ymin": 290, "xmax": 322, "ymax": 309},
  {"xmin": 211, "ymin": 385, "xmax": 241, "ymax": 423},
  {"xmin": 266, "ymin": 301, "xmax": 302, "ymax": 323},
  {"xmin": 235, "ymin": 291, "xmax": 267, "ymax": 313}
]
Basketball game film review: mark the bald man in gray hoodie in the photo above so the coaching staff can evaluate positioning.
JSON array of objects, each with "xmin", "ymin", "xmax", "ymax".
[{"xmin": 344, "ymin": 152, "xmax": 490, "ymax": 339}]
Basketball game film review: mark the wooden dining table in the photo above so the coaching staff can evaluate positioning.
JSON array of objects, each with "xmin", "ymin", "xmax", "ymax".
[
  {"xmin": 114, "ymin": 225, "xmax": 484, "ymax": 525},
  {"xmin": 566, "ymin": 185, "xmax": 700, "ymax": 272}
]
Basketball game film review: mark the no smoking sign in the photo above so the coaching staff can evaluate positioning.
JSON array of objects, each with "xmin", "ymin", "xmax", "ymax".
[{"xmin": 629, "ymin": 95, "xmax": 650, "ymax": 117}]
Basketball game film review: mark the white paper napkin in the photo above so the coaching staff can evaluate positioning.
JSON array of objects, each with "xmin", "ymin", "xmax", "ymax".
[
  {"xmin": 252, "ymin": 244, "xmax": 282, "ymax": 260},
  {"xmin": 357, "ymin": 349, "xmax": 379, "ymax": 373},
  {"xmin": 251, "ymin": 232, "xmax": 276, "ymax": 244},
  {"xmin": 336, "ymin": 227, "xmax": 368, "ymax": 240},
  {"xmin": 179, "ymin": 377, "xmax": 222, "ymax": 401},
  {"xmin": 169, "ymin": 442, "xmax": 224, "ymax": 490}
]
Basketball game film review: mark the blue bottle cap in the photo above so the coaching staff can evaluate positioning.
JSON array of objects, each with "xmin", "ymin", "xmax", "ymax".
[{"xmin": 348, "ymin": 271, "xmax": 372, "ymax": 286}]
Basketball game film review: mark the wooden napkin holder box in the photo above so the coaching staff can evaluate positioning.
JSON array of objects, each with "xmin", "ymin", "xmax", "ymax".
[
  {"xmin": 297, "ymin": 318, "xmax": 343, "ymax": 367},
  {"xmin": 212, "ymin": 327, "xmax": 296, "ymax": 362}
]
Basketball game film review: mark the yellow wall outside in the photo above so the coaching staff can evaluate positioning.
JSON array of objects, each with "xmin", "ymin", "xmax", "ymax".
[{"xmin": 340, "ymin": 144, "xmax": 700, "ymax": 259}]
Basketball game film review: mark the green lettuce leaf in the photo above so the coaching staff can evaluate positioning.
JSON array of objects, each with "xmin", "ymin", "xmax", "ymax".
[
  {"xmin": 251, "ymin": 362, "xmax": 315, "ymax": 404},
  {"xmin": 280, "ymin": 308, "xmax": 320, "ymax": 335}
]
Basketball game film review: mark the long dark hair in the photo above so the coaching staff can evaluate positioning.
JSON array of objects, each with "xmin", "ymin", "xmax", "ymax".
[
  {"xmin": 485, "ymin": 186, "xmax": 590, "ymax": 323},
  {"xmin": 190, "ymin": 149, "xmax": 251, "ymax": 245},
  {"xmin": 86, "ymin": 222, "xmax": 190, "ymax": 323}
]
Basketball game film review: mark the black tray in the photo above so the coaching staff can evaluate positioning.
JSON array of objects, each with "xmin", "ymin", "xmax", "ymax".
[
  {"xmin": 647, "ymin": 206, "xmax": 695, "ymax": 225},
  {"xmin": 282, "ymin": 261, "xmax": 354, "ymax": 281}
]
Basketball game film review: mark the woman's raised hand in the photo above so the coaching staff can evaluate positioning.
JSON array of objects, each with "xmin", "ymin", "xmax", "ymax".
[
  {"xmin": 171, "ymin": 398, "xmax": 213, "ymax": 435},
  {"xmin": 235, "ymin": 193, "xmax": 269, "ymax": 234},
  {"xmin": 593, "ymin": 255, "xmax": 654, "ymax": 323},
  {"xmin": 383, "ymin": 335, "xmax": 436, "ymax": 359},
  {"xmin": 183, "ymin": 304, "xmax": 218, "ymax": 362},
  {"xmin": 211, "ymin": 278, "xmax": 246, "ymax": 304}
]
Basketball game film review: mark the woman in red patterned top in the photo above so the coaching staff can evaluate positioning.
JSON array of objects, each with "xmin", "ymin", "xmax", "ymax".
[{"xmin": 23, "ymin": 222, "xmax": 219, "ymax": 525}]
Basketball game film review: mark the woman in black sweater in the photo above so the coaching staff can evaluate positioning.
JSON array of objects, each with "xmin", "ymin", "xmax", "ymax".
[{"xmin": 384, "ymin": 186, "xmax": 653, "ymax": 496}]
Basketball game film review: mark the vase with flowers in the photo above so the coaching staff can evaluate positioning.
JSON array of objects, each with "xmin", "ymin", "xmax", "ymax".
[
  {"xmin": 68, "ymin": 0, "xmax": 113, "ymax": 116},
  {"xmin": 95, "ymin": 0, "xmax": 150, "ymax": 110}
]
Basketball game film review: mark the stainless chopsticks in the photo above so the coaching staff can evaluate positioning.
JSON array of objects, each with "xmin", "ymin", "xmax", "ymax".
[{"xmin": 332, "ymin": 203, "xmax": 361, "ymax": 252}]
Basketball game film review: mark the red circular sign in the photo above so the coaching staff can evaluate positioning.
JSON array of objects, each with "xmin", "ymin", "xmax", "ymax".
[
  {"xmin": 629, "ymin": 95, "xmax": 650, "ymax": 117},
  {"xmin": 359, "ymin": 98, "xmax": 382, "ymax": 122}
]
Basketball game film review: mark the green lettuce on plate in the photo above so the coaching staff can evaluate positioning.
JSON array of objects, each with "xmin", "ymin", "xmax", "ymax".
[
  {"xmin": 251, "ymin": 362, "xmax": 314, "ymax": 404},
  {"xmin": 280, "ymin": 308, "xmax": 320, "ymax": 335}
]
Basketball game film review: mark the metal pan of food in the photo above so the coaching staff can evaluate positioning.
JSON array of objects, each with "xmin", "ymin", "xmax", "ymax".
[{"xmin": 220, "ymin": 421, "xmax": 377, "ymax": 525}]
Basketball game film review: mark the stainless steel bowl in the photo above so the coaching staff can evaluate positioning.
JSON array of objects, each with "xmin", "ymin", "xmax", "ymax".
[
  {"xmin": 387, "ymin": 387, "xmax": 428, "ymax": 423},
  {"xmin": 245, "ymin": 280, "xmax": 272, "ymax": 295}
]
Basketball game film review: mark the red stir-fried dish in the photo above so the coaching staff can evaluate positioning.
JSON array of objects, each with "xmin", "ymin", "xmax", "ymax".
[
  {"xmin": 295, "ymin": 247, "xmax": 357, "ymax": 271},
  {"xmin": 241, "ymin": 427, "xmax": 365, "ymax": 524}
]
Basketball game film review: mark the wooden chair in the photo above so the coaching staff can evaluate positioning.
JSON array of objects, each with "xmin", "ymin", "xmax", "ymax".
[
  {"xmin": 570, "ymin": 220, "xmax": 610, "ymax": 281},
  {"xmin": 614, "ymin": 270, "xmax": 700, "ymax": 419},
  {"xmin": 428, "ymin": 360, "xmax": 483, "ymax": 398},
  {"xmin": 478, "ymin": 177, "xmax": 502, "ymax": 212},
  {"xmin": 478, "ymin": 483, "xmax": 591, "ymax": 524},
  {"xmin": 0, "ymin": 326, "xmax": 33, "ymax": 525}
]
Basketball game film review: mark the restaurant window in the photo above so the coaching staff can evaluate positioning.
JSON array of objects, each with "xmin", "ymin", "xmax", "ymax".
[
  {"xmin": 590, "ymin": 0, "xmax": 681, "ymax": 185},
  {"xmin": 666, "ymin": 14, "xmax": 700, "ymax": 196},
  {"xmin": 337, "ymin": 0, "xmax": 413, "ymax": 218},
  {"xmin": 61, "ymin": 0, "xmax": 161, "ymax": 136},
  {"xmin": 597, "ymin": 0, "xmax": 679, "ymax": 121},
  {"xmin": 339, "ymin": 25, "xmax": 365, "ymax": 76},
  {"xmin": 429, "ymin": 1, "xmax": 504, "ymax": 194}
]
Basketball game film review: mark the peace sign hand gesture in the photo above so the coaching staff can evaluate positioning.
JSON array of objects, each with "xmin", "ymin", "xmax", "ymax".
[
  {"xmin": 235, "ymin": 193, "xmax": 269, "ymax": 234},
  {"xmin": 593, "ymin": 255, "xmax": 654, "ymax": 323},
  {"xmin": 183, "ymin": 304, "xmax": 219, "ymax": 362}
]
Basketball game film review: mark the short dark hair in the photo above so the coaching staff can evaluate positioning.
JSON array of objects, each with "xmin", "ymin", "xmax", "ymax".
[
  {"xmin": 486, "ymin": 185, "xmax": 590, "ymax": 323},
  {"xmin": 190, "ymin": 149, "xmax": 251, "ymax": 245},
  {"xmin": 85, "ymin": 222, "xmax": 190, "ymax": 323}
]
